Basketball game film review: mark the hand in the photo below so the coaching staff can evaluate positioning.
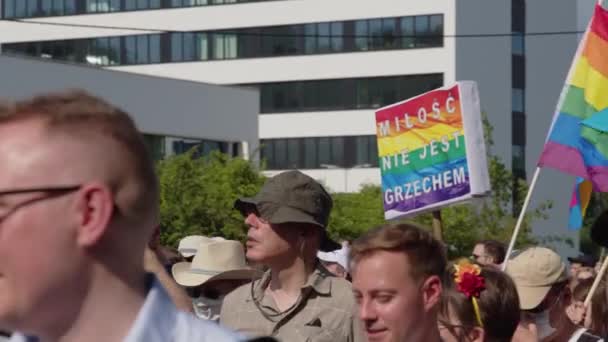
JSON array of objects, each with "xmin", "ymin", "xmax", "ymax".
[
  {"xmin": 566, "ymin": 302, "xmax": 587, "ymax": 325},
  {"xmin": 143, "ymin": 247, "xmax": 164, "ymax": 274},
  {"xmin": 512, "ymin": 322, "xmax": 539, "ymax": 342}
]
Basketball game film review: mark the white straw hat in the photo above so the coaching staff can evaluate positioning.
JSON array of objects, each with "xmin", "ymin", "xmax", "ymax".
[{"xmin": 172, "ymin": 239, "xmax": 257, "ymax": 287}]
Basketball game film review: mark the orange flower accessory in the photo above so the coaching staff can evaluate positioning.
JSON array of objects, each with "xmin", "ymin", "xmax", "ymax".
[
  {"xmin": 454, "ymin": 259, "xmax": 485, "ymax": 298},
  {"xmin": 453, "ymin": 259, "xmax": 485, "ymax": 327}
]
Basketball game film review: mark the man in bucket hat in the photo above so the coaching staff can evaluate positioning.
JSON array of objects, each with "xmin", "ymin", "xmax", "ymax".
[
  {"xmin": 172, "ymin": 238, "xmax": 258, "ymax": 322},
  {"xmin": 220, "ymin": 170, "xmax": 363, "ymax": 342}
]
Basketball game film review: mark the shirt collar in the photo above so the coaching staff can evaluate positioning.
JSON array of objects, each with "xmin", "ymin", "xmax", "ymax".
[{"xmin": 253, "ymin": 261, "xmax": 332, "ymax": 298}]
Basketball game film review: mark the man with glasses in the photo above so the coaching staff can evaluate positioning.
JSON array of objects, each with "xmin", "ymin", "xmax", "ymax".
[
  {"xmin": 471, "ymin": 239, "xmax": 506, "ymax": 268},
  {"xmin": 0, "ymin": 90, "xmax": 239, "ymax": 341}
]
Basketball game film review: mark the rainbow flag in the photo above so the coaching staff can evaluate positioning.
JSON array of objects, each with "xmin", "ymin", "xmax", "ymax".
[
  {"xmin": 569, "ymin": 177, "xmax": 593, "ymax": 229},
  {"xmin": 538, "ymin": 4, "xmax": 608, "ymax": 192}
]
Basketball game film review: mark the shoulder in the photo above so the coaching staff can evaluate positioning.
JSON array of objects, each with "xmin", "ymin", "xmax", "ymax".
[
  {"xmin": 327, "ymin": 276, "xmax": 356, "ymax": 308},
  {"xmin": 175, "ymin": 312, "xmax": 244, "ymax": 341},
  {"xmin": 223, "ymin": 281, "xmax": 252, "ymax": 304}
]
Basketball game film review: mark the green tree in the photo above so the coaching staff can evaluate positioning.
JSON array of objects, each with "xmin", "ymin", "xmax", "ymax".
[{"xmin": 157, "ymin": 150, "xmax": 266, "ymax": 247}]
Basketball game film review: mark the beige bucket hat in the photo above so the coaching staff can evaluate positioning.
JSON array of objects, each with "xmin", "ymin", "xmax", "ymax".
[{"xmin": 172, "ymin": 238, "xmax": 257, "ymax": 287}]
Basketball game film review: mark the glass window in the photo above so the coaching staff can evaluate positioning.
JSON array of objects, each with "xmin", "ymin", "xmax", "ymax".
[
  {"xmin": 512, "ymin": 33, "xmax": 524, "ymax": 56},
  {"xmin": 512, "ymin": 145, "xmax": 525, "ymax": 172},
  {"xmin": 318, "ymin": 137, "xmax": 331, "ymax": 166},
  {"xmin": 212, "ymin": 34, "xmax": 225, "ymax": 59},
  {"xmin": 331, "ymin": 137, "xmax": 344, "ymax": 167},
  {"xmin": 382, "ymin": 18, "xmax": 397, "ymax": 49},
  {"xmin": 356, "ymin": 79, "xmax": 369, "ymax": 109},
  {"xmin": 108, "ymin": 37, "xmax": 121, "ymax": 65},
  {"xmin": 137, "ymin": 0, "xmax": 148, "ymax": 10},
  {"xmin": 15, "ymin": 0, "xmax": 26, "ymax": 17},
  {"xmin": 183, "ymin": 32, "xmax": 196, "ymax": 60},
  {"xmin": 356, "ymin": 136, "xmax": 369, "ymax": 165},
  {"xmin": 512, "ymin": 88, "xmax": 524, "ymax": 112},
  {"xmin": 196, "ymin": 33, "xmax": 209, "ymax": 60},
  {"xmin": 401, "ymin": 17, "xmax": 416, "ymax": 49},
  {"xmin": 274, "ymin": 139, "xmax": 287, "ymax": 169},
  {"xmin": 429, "ymin": 15, "xmax": 443, "ymax": 46},
  {"xmin": 355, "ymin": 20, "xmax": 368, "ymax": 51},
  {"xmin": 304, "ymin": 24, "xmax": 316, "ymax": 54},
  {"xmin": 171, "ymin": 33, "xmax": 183, "ymax": 61},
  {"xmin": 331, "ymin": 22, "xmax": 343, "ymax": 52},
  {"xmin": 4, "ymin": 0, "xmax": 15, "ymax": 18},
  {"xmin": 369, "ymin": 19, "xmax": 382, "ymax": 50},
  {"xmin": 124, "ymin": 36, "xmax": 137, "ymax": 64},
  {"xmin": 225, "ymin": 34, "xmax": 237, "ymax": 59},
  {"xmin": 125, "ymin": 0, "xmax": 137, "ymax": 10},
  {"xmin": 65, "ymin": 0, "xmax": 76, "ymax": 14},
  {"xmin": 52, "ymin": 0, "xmax": 64, "ymax": 15},
  {"xmin": 262, "ymin": 140, "xmax": 274, "ymax": 168},
  {"xmin": 41, "ymin": 0, "xmax": 53, "ymax": 15},
  {"xmin": 304, "ymin": 138, "xmax": 317, "ymax": 169},
  {"xmin": 26, "ymin": 0, "xmax": 37, "ymax": 17},
  {"xmin": 318, "ymin": 23, "xmax": 331, "ymax": 53},
  {"xmin": 415, "ymin": 16, "xmax": 431, "ymax": 47},
  {"xmin": 136, "ymin": 35, "xmax": 149, "ymax": 64},
  {"xmin": 149, "ymin": 0, "xmax": 161, "ymax": 8},
  {"xmin": 110, "ymin": 0, "xmax": 121, "ymax": 11},
  {"xmin": 370, "ymin": 137, "xmax": 379, "ymax": 167},
  {"xmin": 149, "ymin": 34, "xmax": 161, "ymax": 63},
  {"xmin": 287, "ymin": 139, "xmax": 299, "ymax": 168},
  {"xmin": 87, "ymin": 0, "xmax": 98, "ymax": 12}
]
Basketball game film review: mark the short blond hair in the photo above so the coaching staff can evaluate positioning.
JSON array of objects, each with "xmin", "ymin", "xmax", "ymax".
[
  {"xmin": 0, "ymin": 89, "xmax": 158, "ymax": 225},
  {"xmin": 350, "ymin": 223, "xmax": 446, "ymax": 282}
]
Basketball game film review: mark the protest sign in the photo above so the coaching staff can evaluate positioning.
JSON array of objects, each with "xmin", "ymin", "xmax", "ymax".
[{"xmin": 375, "ymin": 81, "xmax": 490, "ymax": 220}]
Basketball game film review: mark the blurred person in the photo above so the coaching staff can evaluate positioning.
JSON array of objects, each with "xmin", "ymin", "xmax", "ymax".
[
  {"xmin": 507, "ymin": 247, "xmax": 577, "ymax": 342},
  {"xmin": 438, "ymin": 259, "xmax": 520, "ymax": 342},
  {"xmin": 317, "ymin": 244, "xmax": 350, "ymax": 278},
  {"xmin": 172, "ymin": 238, "xmax": 257, "ymax": 322},
  {"xmin": 566, "ymin": 279, "xmax": 607, "ymax": 341},
  {"xmin": 350, "ymin": 223, "xmax": 445, "ymax": 342},
  {"xmin": 471, "ymin": 240, "xmax": 506, "ymax": 268},
  {"xmin": 568, "ymin": 255, "xmax": 598, "ymax": 280},
  {"xmin": 0, "ymin": 90, "xmax": 240, "ymax": 341},
  {"xmin": 222, "ymin": 170, "xmax": 363, "ymax": 341}
]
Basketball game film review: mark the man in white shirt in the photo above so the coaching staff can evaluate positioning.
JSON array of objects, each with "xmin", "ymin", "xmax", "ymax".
[{"xmin": 0, "ymin": 90, "xmax": 240, "ymax": 342}]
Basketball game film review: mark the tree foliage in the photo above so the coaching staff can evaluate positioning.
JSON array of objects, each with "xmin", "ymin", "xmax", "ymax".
[{"xmin": 157, "ymin": 150, "xmax": 266, "ymax": 247}]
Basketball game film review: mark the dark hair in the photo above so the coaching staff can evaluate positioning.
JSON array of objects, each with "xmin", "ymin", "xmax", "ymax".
[
  {"xmin": 590, "ymin": 279, "xmax": 608, "ymax": 337},
  {"xmin": 440, "ymin": 262, "xmax": 520, "ymax": 342},
  {"xmin": 572, "ymin": 278, "xmax": 594, "ymax": 302},
  {"xmin": 478, "ymin": 240, "xmax": 506, "ymax": 264},
  {"xmin": 350, "ymin": 223, "xmax": 446, "ymax": 282}
]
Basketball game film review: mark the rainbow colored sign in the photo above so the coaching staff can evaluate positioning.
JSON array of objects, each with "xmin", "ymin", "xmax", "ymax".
[{"xmin": 375, "ymin": 82, "xmax": 490, "ymax": 220}]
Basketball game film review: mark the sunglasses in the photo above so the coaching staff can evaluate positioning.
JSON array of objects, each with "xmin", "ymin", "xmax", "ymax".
[{"xmin": 186, "ymin": 286, "xmax": 221, "ymax": 300}]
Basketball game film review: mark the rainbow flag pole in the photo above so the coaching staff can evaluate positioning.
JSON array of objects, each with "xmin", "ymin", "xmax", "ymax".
[{"xmin": 503, "ymin": 0, "xmax": 608, "ymax": 270}]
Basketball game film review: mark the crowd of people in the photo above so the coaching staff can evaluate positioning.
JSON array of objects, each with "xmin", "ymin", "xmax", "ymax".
[{"xmin": 0, "ymin": 90, "xmax": 606, "ymax": 342}]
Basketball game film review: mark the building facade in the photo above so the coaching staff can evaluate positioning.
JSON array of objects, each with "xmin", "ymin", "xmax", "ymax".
[{"xmin": 0, "ymin": 0, "xmax": 592, "ymax": 255}]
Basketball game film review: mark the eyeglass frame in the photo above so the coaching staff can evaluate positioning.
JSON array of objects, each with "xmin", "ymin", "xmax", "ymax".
[{"xmin": 0, "ymin": 185, "xmax": 82, "ymax": 223}]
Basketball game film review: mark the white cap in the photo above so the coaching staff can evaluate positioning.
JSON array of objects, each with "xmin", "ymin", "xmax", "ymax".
[{"xmin": 317, "ymin": 245, "xmax": 350, "ymax": 272}]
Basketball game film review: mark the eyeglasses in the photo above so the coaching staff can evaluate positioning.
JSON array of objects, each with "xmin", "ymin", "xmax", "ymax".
[
  {"xmin": 0, "ymin": 185, "xmax": 81, "ymax": 223},
  {"xmin": 186, "ymin": 286, "xmax": 221, "ymax": 299}
]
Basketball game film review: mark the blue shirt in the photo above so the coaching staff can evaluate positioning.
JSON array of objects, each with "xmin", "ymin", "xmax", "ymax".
[{"xmin": 10, "ymin": 276, "xmax": 242, "ymax": 342}]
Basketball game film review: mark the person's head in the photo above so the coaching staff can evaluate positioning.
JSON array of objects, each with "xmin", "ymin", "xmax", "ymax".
[
  {"xmin": 506, "ymin": 247, "xmax": 570, "ymax": 339},
  {"xmin": 472, "ymin": 240, "xmax": 506, "ymax": 267},
  {"xmin": 234, "ymin": 170, "xmax": 340, "ymax": 268},
  {"xmin": 0, "ymin": 90, "xmax": 158, "ymax": 335},
  {"xmin": 350, "ymin": 223, "xmax": 446, "ymax": 342},
  {"xmin": 568, "ymin": 254, "xmax": 597, "ymax": 279},
  {"xmin": 439, "ymin": 260, "xmax": 520, "ymax": 342},
  {"xmin": 172, "ymin": 238, "xmax": 258, "ymax": 321}
]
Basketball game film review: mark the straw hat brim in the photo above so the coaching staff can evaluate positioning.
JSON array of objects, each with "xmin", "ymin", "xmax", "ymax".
[{"xmin": 171, "ymin": 261, "xmax": 258, "ymax": 288}]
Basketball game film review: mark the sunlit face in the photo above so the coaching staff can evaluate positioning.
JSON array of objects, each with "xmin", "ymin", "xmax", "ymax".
[
  {"xmin": 0, "ymin": 120, "xmax": 85, "ymax": 332},
  {"xmin": 352, "ymin": 250, "xmax": 441, "ymax": 342},
  {"xmin": 244, "ymin": 212, "xmax": 299, "ymax": 265},
  {"xmin": 472, "ymin": 244, "xmax": 493, "ymax": 266}
]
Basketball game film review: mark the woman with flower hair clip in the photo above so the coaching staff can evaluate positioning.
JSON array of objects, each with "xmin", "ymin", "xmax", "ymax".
[{"xmin": 438, "ymin": 259, "xmax": 520, "ymax": 342}]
